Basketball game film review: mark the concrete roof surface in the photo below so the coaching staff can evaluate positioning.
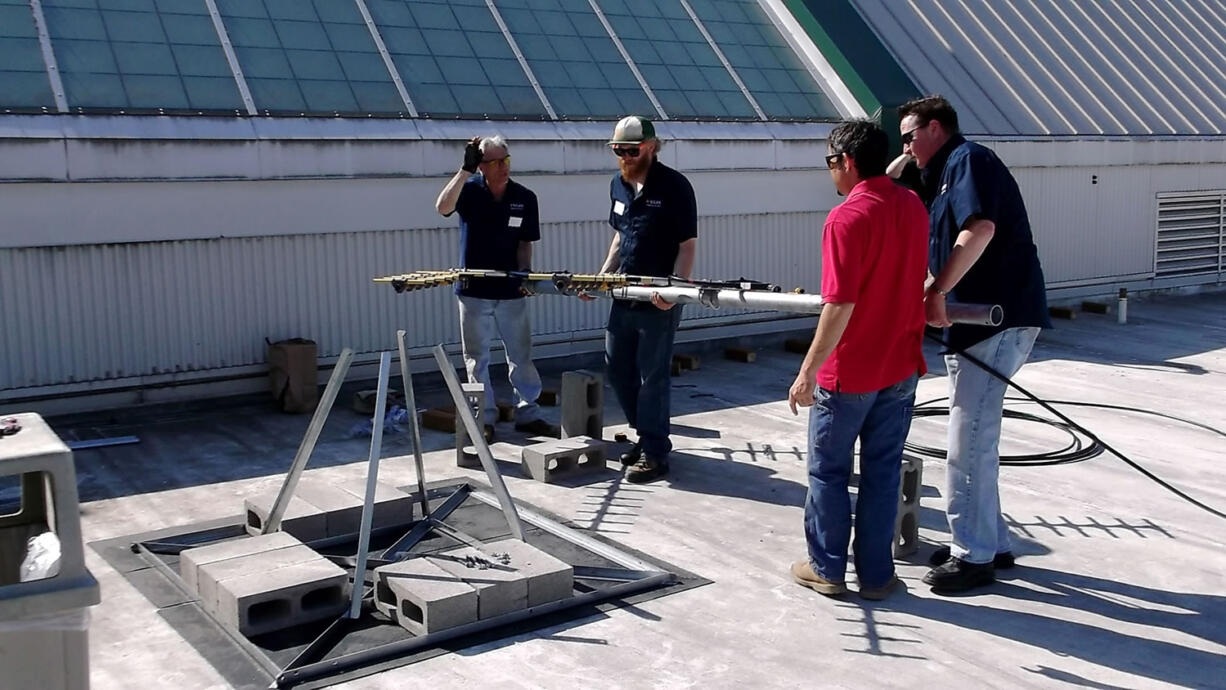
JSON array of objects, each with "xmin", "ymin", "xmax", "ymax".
[{"xmin": 65, "ymin": 291, "xmax": 1226, "ymax": 689}]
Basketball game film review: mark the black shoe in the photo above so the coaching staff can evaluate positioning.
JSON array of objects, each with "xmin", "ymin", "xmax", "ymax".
[
  {"xmin": 514, "ymin": 418, "xmax": 560, "ymax": 437},
  {"xmin": 928, "ymin": 545, "xmax": 1015, "ymax": 569},
  {"xmin": 923, "ymin": 558, "xmax": 995, "ymax": 593},
  {"xmin": 619, "ymin": 441, "xmax": 643, "ymax": 467},
  {"xmin": 482, "ymin": 424, "xmax": 496, "ymax": 444},
  {"xmin": 626, "ymin": 455, "xmax": 668, "ymax": 484}
]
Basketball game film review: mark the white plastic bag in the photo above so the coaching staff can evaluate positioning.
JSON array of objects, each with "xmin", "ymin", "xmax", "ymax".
[{"xmin": 19, "ymin": 532, "xmax": 61, "ymax": 581}]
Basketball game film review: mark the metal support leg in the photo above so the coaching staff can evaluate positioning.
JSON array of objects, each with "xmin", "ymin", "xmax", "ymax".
[
  {"xmin": 395, "ymin": 330, "xmax": 430, "ymax": 518},
  {"xmin": 349, "ymin": 352, "xmax": 391, "ymax": 619},
  {"xmin": 264, "ymin": 348, "xmax": 354, "ymax": 534},
  {"xmin": 432, "ymin": 345, "xmax": 525, "ymax": 540}
]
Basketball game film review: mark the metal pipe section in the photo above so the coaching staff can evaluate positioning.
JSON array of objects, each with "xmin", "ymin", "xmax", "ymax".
[{"xmin": 595, "ymin": 286, "xmax": 1002, "ymax": 327}]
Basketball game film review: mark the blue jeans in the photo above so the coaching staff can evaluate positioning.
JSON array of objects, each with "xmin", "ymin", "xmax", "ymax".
[
  {"xmin": 944, "ymin": 327, "xmax": 1040, "ymax": 564},
  {"xmin": 805, "ymin": 374, "xmax": 918, "ymax": 587},
  {"xmin": 605, "ymin": 301, "xmax": 682, "ymax": 458},
  {"xmin": 457, "ymin": 296, "xmax": 542, "ymax": 423}
]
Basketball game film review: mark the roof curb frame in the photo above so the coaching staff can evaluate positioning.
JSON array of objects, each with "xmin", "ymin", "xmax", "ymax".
[
  {"xmin": 353, "ymin": 0, "xmax": 417, "ymax": 117},
  {"xmin": 28, "ymin": 0, "xmax": 68, "ymax": 113},
  {"xmin": 678, "ymin": 0, "xmax": 767, "ymax": 121},
  {"xmin": 483, "ymin": 0, "xmax": 557, "ymax": 120},
  {"xmin": 587, "ymin": 0, "xmax": 668, "ymax": 121},
  {"xmin": 758, "ymin": 0, "xmax": 868, "ymax": 119},
  {"xmin": 202, "ymin": 0, "xmax": 258, "ymax": 116}
]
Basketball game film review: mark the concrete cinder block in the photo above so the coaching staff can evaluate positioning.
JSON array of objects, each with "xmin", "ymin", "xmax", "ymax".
[
  {"xmin": 294, "ymin": 478, "xmax": 365, "ymax": 537},
  {"xmin": 893, "ymin": 455, "xmax": 923, "ymax": 558},
  {"xmin": 197, "ymin": 544, "xmax": 322, "ymax": 615},
  {"xmin": 482, "ymin": 538, "xmax": 573, "ymax": 607},
  {"xmin": 520, "ymin": 436, "xmax": 608, "ymax": 483},
  {"xmin": 456, "ymin": 382, "xmax": 485, "ymax": 468},
  {"xmin": 334, "ymin": 478, "xmax": 415, "ymax": 530},
  {"xmin": 561, "ymin": 370, "xmax": 603, "ymax": 440},
  {"xmin": 374, "ymin": 557, "xmax": 478, "ymax": 635},
  {"xmin": 243, "ymin": 491, "xmax": 328, "ymax": 542},
  {"xmin": 216, "ymin": 558, "xmax": 348, "ymax": 637},
  {"xmin": 179, "ymin": 531, "xmax": 301, "ymax": 597},
  {"xmin": 428, "ymin": 546, "xmax": 528, "ymax": 619}
]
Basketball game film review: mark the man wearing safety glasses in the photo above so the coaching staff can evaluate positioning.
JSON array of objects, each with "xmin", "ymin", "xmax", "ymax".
[
  {"xmin": 436, "ymin": 135, "xmax": 559, "ymax": 443},
  {"xmin": 588, "ymin": 115, "xmax": 698, "ymax": 484}
]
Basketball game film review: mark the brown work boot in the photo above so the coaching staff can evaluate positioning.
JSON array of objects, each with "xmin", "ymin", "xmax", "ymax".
[
  {"xmin": 858, "ymin": 576, "xmax": 902, "ymax": 601},
  {"xmin": 482, "ymin": 424, "xmax": 496, "ymax": 444},
  {"xmin": 625, "ymin": 454, "xmax": 668, "ymax": 483},
  {"xmin": 790, "ymin": 560, "xmax": 846, "ymax": 595},
  {"xmin": 514, "ymin": 418, "xmax": 561, "ymax": 437}
]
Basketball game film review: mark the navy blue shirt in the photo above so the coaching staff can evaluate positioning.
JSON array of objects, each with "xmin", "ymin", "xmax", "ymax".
[
  {"xmin": 608, "ymin": 160, "xmax": 697, "ymax": 278},
  {"xmin": 450, "ymin": 175, "xmax": 540, "ymax": 300},
  {"xmin": 923, "ymin": 135, "xmax": 1051, "ymax": 350}
]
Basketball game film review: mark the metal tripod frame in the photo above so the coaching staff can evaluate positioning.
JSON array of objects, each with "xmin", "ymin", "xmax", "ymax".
[{"xmin": 135, "ymin": 333, "xmax": 677, "ymax": 689}]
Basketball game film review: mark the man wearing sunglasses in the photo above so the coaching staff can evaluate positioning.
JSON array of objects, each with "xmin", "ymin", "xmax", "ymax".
[
  {"xmin": 786, "ymin": 120, "xmax": 928, "ymax": 601},
  {"xmin": 436, "ymin": 135, "xmax": 559, "ymax": 443},
  {"xmin": 898, "ymin": 95, "xmax": 1050, "ymax": 594},
  {"xmin": 589, "ymin": 115, "xmax": 697, "ymax": 484}
]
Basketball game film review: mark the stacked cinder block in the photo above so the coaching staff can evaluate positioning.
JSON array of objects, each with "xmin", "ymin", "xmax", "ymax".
[
  {"xmin": 244, "ymin": 477, "xmax": 414, "ymax": 540},
  {"xmin": 373, "ymin": 539, "xmax": 574, "ymax": 635},
  {"xmin": 560, "ymin": 370, "xmax": 603, "ymax": 440},
  {"xmin": 893, "ymin": 455, "xmax": 923, "ymax": 558},
  {"xmin": 373, "ymin": 556, "xmax": 477, "ymax": 634},
  {"xmin": 180, "ymin": 532, "xmax": 348, "ymax": 637},
  {"xmin": 520, "ymin": 436, "xmax": 607, "ymax": 483},
  {"xmin": 456, "ymin": 382, "xmax": 485, "ymax": 468}
]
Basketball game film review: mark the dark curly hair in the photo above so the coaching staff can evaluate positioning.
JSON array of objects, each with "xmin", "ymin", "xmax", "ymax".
[{"xmin": 828, "ymin": 119, "xmax": 889, "ymax": 178}]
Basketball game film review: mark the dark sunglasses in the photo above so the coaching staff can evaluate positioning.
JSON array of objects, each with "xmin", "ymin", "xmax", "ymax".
[
  {"xmin": 824, "ymin": 152, "xmax": 843, "ymax": 169},
  {"xmin": 612, "ymin": 146, "xmax": 641, "ymax": 158},
  {"xmin": 901, "ymin": 124, "xmax": 924, "ymax": 145}
]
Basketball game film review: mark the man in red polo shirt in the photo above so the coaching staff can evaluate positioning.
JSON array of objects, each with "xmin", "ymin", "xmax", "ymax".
[{"xmin": 787, "ymin": 119, "xmax": 928, "ymax": 601}]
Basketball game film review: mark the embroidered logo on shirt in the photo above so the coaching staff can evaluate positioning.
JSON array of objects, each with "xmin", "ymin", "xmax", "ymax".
[
  {"xmin": 509, "ymin": 203, "xmax": 525, "ymax": 211},
  {"xmin": 645, "ymin": 199, "xmax": 662, "ymax": 208}
]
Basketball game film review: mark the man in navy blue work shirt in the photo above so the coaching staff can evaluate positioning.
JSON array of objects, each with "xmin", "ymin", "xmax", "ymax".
[
  {"xmin": 436, "ymin": 135, "xmax": 558, "ymax": 442},
  {"xmin": 898, "ymin": 95, "xmax": 1050, "ymax": 593},
  {"xmin": 588, "ymin": 115, "xmax": 697, "ymax": 484}
]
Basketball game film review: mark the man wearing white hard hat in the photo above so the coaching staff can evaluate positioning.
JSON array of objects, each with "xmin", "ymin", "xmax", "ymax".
[{"xmin": 590, "ymin": 115, "xmax": 697, "ymax": 483}]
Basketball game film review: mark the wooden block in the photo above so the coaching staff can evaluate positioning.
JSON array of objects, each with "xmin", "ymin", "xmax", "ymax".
[
  {"xmin": 784, "ymin": 338, "xmax": 809, "ymax": 355},
  {"xmin": 352, "ymin": 389, "xmax": 379, "ymax": 416},
  {"xmin": 538, "ymin": 389, "xmax": 559, "ymax": 406},
  {"xmin": 1049, "ymin": 306, "xmax": 1077, "ymax": 320},
  {"xmin": 1080, "ymin": 301, "xmax": 1109, "ymax": 315},
  {"xmin": 724, "ymin": 347, "xmax": 757, "ymax": 363},
  {"xmin": 422, "ymin": 408, "xmax": 456, "ymax": 433},
  {"xmin": 673, "ymin": 353, "xmax": 700, "ymax": 370},
  {"xmin": 496, "ymin": 401, "xmax": 515, "ymax": 422}
]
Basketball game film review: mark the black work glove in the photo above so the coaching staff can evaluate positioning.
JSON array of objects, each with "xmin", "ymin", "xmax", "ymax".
[{"xmin": 462, "ymin": 137, "xmax": 482, "ymax": 173}]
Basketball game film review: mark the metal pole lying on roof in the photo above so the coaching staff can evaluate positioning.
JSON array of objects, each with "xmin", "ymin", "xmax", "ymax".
[{"xmin": 264, "ymin": 347, "xmax": 354, "ymax": 535}]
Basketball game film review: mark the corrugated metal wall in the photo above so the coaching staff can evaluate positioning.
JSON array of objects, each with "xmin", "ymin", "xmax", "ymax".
[{"xmin": 0, "ymin": 212, "xmax": 823, "ymax": 392}]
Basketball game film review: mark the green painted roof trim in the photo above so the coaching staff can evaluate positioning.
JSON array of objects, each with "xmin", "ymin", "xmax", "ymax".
[{"xmin": 782, "ymin": 0, "xmax": 921, "ymax": 124}]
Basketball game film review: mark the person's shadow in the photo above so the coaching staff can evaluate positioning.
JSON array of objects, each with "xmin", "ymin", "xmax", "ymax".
[{"xmin": 867, "ymin": 564, "xmax": 1226, "ymax": 687}]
